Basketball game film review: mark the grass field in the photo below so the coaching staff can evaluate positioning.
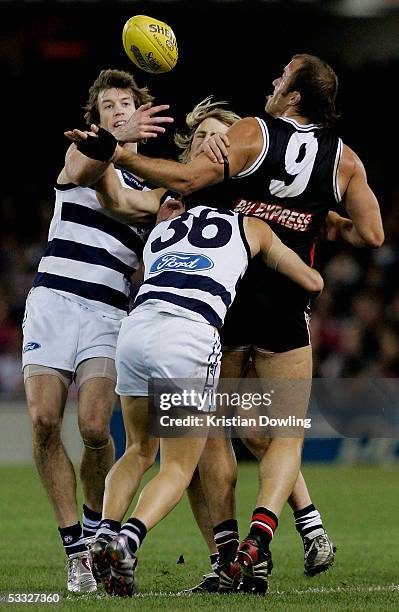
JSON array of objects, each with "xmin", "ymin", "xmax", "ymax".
[{"xmin": 1, "ymin": 462, "xmax": 398, "ymax": 611}]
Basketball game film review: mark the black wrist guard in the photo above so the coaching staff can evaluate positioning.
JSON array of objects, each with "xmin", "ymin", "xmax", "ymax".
[{"xmin": 77, "ymin": 127, "xmax": 117, "ymax": 162}]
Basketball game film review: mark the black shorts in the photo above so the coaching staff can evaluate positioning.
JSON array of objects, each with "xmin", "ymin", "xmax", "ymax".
[{"xmin": 221, "ymin": 258, "xmax": 312, "ymax": 353}]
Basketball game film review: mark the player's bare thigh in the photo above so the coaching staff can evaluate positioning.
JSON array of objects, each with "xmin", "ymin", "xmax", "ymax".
[
  {"xmin": 243, "ymin": 345, "xmax": 312, "ymax": 455},
  {"xmin": 76, "ymin": 358, "xmax": 116, "ymax": 441},
  {"xmin": 24, "ymin": 366, "xmax": 70, "ymax": 426},
  {"xmin": 253, "ymin": 344, "xmax": 312, "ymax": 379}
]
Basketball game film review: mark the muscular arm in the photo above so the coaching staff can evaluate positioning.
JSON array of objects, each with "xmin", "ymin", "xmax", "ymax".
[
  {"xmin": 95, "ymin": 166, "xmax": 163, "ymax": 223},
  {"xmin": 113, "ymin": 118, "xmax": 261, "ymax": 195},
  {"xmin": 61, "ymin": 143, "xmax": 110, "ymax": 186},
  {"xmin": 245, "ymin": 217, "xmax": 323, "ymax": 294},
  {"xmin": 338, "ymin": 145, "xmax": 384, "ymax": 248}
]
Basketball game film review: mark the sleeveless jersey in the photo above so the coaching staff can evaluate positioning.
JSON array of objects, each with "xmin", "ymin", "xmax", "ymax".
[
  {"xmin": 185, "ymin": 114, "xmax": 343, "ymax": 318},
  {"xmin": 33, "ymin": 168, "xmax": 153, "ymax": 318},
  {"xmin": 186, "ymin": 114, "xmax": 343, "ymax": 262},
  {"xmin": 134, "ymin": 205, "xmax": 251, "ymax": 329},
  {"xmin": 231, "ymin": 115, "xmax": 343, "ymax": 260}
]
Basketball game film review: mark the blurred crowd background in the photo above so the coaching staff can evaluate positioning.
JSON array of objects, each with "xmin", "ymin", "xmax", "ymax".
[{"xmin": 1, "ymin": 0, "xmax": 398, "ymax": 396}]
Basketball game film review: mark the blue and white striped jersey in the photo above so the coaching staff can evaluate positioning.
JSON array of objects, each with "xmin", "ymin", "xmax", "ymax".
[
  {"xmin": 33, "ymin": 168, "xmax": 153, "ymax": 317},
  {"xmin": 135, "ymin": 205, "xmax": 251, "ymax": 329}
]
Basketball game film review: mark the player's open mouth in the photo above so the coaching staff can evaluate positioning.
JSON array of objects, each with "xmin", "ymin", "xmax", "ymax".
[{"xmin": 114, "ymin": 121, "xmax": 126, "ymax": 128}]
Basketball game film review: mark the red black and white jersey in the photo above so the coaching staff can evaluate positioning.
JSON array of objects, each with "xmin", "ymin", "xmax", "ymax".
[
  {"xmin": 229, "ymin": 114, "xmax": 343, "ymax": 261},
  {"xmin": 185, "ymin": 114, "xmax": 343, "ymax": 264}
]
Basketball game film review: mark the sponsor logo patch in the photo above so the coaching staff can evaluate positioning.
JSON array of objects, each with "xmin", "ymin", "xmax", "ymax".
[
  {"xmin": 150, "ymin": 252, "xmax": 214, "ymax": 273},
  {"xmin": 233, "ymin": 198, "xmax": 313, "ymax": 232},
  {"xmin": 23, "ymin": 342, "xmax": 41, "ymax": 353}
]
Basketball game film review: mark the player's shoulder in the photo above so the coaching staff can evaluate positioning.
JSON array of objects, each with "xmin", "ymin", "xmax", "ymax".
[
  {"xmin": 227, "ymin": 116, "xmax": 263, "ymax": 138},
  {"xmin": 340, "ymin": 143, "xmax": 365, "ymax": 177}
]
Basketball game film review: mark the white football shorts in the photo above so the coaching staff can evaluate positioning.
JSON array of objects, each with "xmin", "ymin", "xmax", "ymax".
[
  {"xmin": 22, "ymin": 287, "xmax": 122, "ymax": 373},
  {"xmin": 115, "ymin": 306, "xmax": 222, "ymax": 397}
]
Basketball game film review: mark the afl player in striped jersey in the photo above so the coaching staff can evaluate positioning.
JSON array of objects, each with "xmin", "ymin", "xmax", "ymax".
[
  {"xmin": 91, "ymin": 194, "xmax": 323, "ymax": 597},
  {"xmin": 22, "ymin": 69, "xmax": 173, "ymax": 592},
  {"xmin": 76, "ymin": 54, "xmax": 383, "ymax": 594}
]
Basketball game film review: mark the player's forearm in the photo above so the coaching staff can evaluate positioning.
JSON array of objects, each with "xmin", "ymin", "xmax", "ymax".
[
  {"xmin": 339, "ymin": 218, "xmax": 384, "ymax": 248},
  {"xmin": 114, "ymin": 147, "xmax": 196, "ymax": 195},
  {"xmin": 276, "ymin": 250, "xmax": 324, "ymax": 294},
  {"xmin": 65, "ymin": 146, "xmax": 109, "ymax": 186},
  {"xmin": 95, "ymin": 185, "xmax": 120, "ymax": 211}
]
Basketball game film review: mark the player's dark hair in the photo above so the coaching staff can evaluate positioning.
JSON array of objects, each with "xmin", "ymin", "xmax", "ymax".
[
  {"xmin": 83, "ymin": 68, "xmax": 154, "ymax": 125},
  {"xmin": 289, "ymin": 54, "xmax": 339, "ymax": 127}
]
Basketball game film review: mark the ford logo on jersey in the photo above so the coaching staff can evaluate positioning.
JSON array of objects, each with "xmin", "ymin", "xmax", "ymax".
[{"xmin": 150, "ymin": 252, "xmax": 214, "ymax": 273}]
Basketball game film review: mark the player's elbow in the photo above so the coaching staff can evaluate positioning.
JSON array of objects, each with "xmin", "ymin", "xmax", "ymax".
[
  {"xmin": 368, "ymin": 229, "xmax": 384, "ymax": 248},
  {"xmin": 361, "ymin": 227, "xmax": 384, "ymax": 249},
  {"xmin": 307, "ymin": 270, "xmax": 324, "ymax": 294}
]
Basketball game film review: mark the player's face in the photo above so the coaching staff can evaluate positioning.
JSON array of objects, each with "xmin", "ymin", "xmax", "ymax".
[
  {"xmin": 189, "ymin": 117, "xmax": 230, "ymax": 161},
  {"xmin": 156, "ymin": 198, "xmax": 185, "ymax": 224},
  {"xmin": 265, "ymin": 58, "xmax": 301, "ymax": 117},
  {"xmin": 97, "ymin": 88, "xmax": 136, "ymax": 135}
]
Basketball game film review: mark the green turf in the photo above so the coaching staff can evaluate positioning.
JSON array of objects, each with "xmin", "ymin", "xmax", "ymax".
[{"xmin": 0, "ymin": 463, "xmax": 398, "ymax": 610}]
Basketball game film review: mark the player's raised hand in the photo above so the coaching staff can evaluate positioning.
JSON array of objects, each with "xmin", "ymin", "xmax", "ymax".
[
  {"xmin": 113, "ymin": 103, "xmax": 174, "ymax": 143},
  {"xmin": 64, "ymin": 128, "xmax": 97, "ymax": 143},
  {"xmin": 200, "ymin": 133, "xmax": 230, "ymax": 163},
  {"xmin": 64, "ymin": 125, "xmax": 118, "ymax": 162}
]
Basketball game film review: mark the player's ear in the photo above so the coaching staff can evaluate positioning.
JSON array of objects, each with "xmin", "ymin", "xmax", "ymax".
[{"xmin": 288, "ymin": 91, "xmax": 301, "ymax": 107}]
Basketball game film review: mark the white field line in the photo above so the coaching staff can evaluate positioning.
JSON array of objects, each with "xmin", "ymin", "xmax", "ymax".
[{"xmin": 73, "ymin": 584, "xmax": 399, "ymax": 599}]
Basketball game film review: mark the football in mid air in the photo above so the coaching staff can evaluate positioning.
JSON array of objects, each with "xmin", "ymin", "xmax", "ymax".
[{"xmin": 122, "ymin": 15, "xmax": 178, "ymax": 74}]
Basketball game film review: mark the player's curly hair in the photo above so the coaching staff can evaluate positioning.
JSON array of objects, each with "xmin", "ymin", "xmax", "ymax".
[
  {"xmin": 83, "ymin": 68, "xmax": 154, "ymax": 126},
  {"xmin": 174, "ymin": 96, "xmax": 241, "ymax": 163},
  {"xmin": 289, "ymin": 54, "xmax": 340, "ymax": 127}
]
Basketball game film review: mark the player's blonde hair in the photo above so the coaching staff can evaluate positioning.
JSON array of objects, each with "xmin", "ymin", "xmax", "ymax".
[{"xmin": 174, "ymin": 96, "xmax": 241, "ymax": 163}]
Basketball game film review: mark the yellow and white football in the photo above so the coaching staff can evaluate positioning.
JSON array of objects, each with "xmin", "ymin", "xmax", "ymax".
[{"xmin": 122, "ymin": 15, "xmax": 178, "ymax": 74}]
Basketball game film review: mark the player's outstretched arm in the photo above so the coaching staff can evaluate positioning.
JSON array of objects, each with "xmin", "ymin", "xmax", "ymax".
[
  {"xmin": 245, "ymin": 217, "xmax": 323, "ymax": 294},
  {"xmin": 61, "ymin": 142, "xmax": 110, "ymax": 187},
  {"xmin": 95, "ymin": 166, "xmax": 164, "ymax": 223},
  {"xmin": 338, "ymin": 145, "xmax": 384, "ymax": 248},
  {"xmin": 68, "ymin": 118, "xmax": 260, "ymax": 195}
]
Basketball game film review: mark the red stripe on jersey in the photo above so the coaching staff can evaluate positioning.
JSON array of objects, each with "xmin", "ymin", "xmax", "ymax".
[{"xmin": 309, "ymin": 241, "xmax": 316, "ymax": 267}]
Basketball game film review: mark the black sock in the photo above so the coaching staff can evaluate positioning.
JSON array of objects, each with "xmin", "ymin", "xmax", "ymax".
[
  {"xmin": 120, "ymin": 518, "xmax": 147, "ymax": 556},
  {"xmin": 248, "ymin": 507, "xmax": 278, "ymax": 549},
  {"xmin": 213, "ymin": 519, "xmax": 239, "ymax": 565},
  {"xmin": 58, "ymin": 522, "xmax": 86, "ymax": 556},
  {"xmin": 210, "ymin": 553, "xmax": 219, "ymax": 572},
  {"xmin": 82, "ymin": 504, "xmax": 102, "ymax": 539},
  {"xmin": 96, "ymin": 518, "xmax": 121, "ymax": 542},
  {"xmin": 294, "ymin": 503, "xmax": 324, "ymax": 538}
]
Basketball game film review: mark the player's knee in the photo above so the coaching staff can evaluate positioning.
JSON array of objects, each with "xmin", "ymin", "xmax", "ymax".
[
  {"xmin": 126, "ymin": 440, "xmax": 158, "ymax": 470},
  {"xmin": 242, "ymin": 436, "xmax": 271, "ymax": 461},
  {"xmin": 80, "ymin": 420, "xmax": 110, "ymax": 449},
  {"xmin": 31, "ymin": 413, "xmax": 61, "ymax": 444}
]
